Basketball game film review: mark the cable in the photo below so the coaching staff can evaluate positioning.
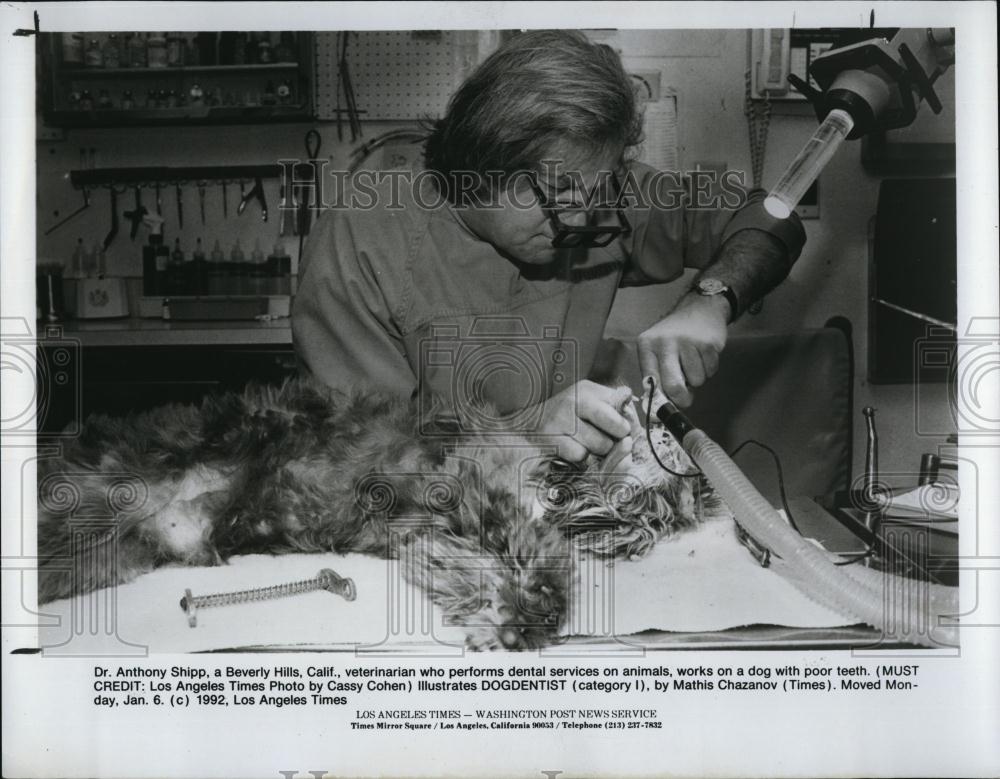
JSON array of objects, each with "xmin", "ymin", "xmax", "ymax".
[
  {"xmin": 727, "ymin": 439, "xmax": 801, "ymax": 535},
  {"xmin": 834, "ymin": 547, "xmax": 875, "ymax": 566},
  {"xmin": 642, "ymin": 378, "xmax": 883, "ymax": 567}
]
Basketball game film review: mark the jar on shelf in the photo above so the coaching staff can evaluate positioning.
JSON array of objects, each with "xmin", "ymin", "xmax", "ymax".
[
  {"xmin": 147, "ymin": 32, "xmax": 167, "ymax": 68},
  {"xmin": 79, "ymin": 90, "xmax": 94, "ymax": 110},
  {"xmin": 121, "ymin": 89, "xmax": 134, "ymax": 110},
  {"xmin": 84, "ymin": 38, "xmax": 103, "ymax": 68},
  {"xmin": 128, "ymin": 32, "xmax": 147, "ymax": 67},
  {"xmin": 101, "ymin": 33, "xmax": 121, "ymax": 68},
  {"xmin": 97, "ymin": 89, "xmax": 113, "ymax": 110}
]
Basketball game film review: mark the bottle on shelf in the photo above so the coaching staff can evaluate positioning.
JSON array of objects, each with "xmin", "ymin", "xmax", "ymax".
[
  {"xmin": 147, "ymin": 32, "xmax": 167, "ymax": 68},
  {"xmin": 141, "ymin": 215, "xmax": 168, "ymax": 295},
  {"xmin": 168, "ymin": 238, "xmax": 186, "ymax": 294},
  {"xmin": 184, "ymin": 35, "xmax": 198, "ymax": 66},
  {"xmin": 167, "ymin": 32, "xmax": 184, "ymax": 67},
  {"xmin": 84, "ymin": 38, "xmax": 103, "ymax": 68},
  {"xmin": 127, "ymin": 32, "xmax": 147, "ymax": 68},
  {"xmin": 191, "ymin": 237, "xmax": 208, "ymax": 295},
  {"xmin": 257, "ymin": 35, "xmax": 273, "ymax": 64},
  {"xmin": 121, "ymin": 89, "xmax": 134, "ymax": 110},
  {"xmin": 230, "ymin": 238, "xmax": 246, "ymax": 294},
  {"xmin": 101, "ymin": 33, "xmax": 121, "ymax": 68},
  {"xmin": 208, "ymin": 239, "xmax": 226, "ymax": 294},
  {"xmin": 249, "ymin": 238, "xmax": 267, "ymax": 294},
  {"xmin": 267, "ymin": 241, "xmax": 292, "ymax": 295}
]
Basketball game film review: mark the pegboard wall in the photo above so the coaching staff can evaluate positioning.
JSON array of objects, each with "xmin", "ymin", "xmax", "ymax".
[{"xmin": 315, "ymin": 31, "xmax": 495, "ymax": 121}]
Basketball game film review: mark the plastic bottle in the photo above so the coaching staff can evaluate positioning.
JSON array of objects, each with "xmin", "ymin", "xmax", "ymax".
[
  {"xmin": 168, "ymin": 239, "xmax": 186, "ymax": 293},
  {"xmin": 208, "ymin": 239, "xmax": 226, "ymax": 294},
  {"xmin": 267, "ymin": 241, "xmax": 292, "ymax": 295},
  {"xmin": 249, "ymin": 238, "xmax": 267, "ymax": 294},
  {"xmin": 141, "ymin": 214, "xmax": 168, "ymax": 295},
  {"xmin": 191, "ymin": 237, "xmax": 208, "ymax": 295},
  {"xmin": 230, "ymin": 238, "xmax": 246, "ymax": 294}
]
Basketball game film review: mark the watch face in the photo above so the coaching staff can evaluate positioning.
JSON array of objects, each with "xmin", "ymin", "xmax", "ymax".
[{"xmin": 698, "ymin": 278, "xmax": 726, "ymax": 295}]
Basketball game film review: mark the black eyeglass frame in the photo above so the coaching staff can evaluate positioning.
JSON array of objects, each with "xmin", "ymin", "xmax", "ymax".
[{"xmin": 530, "ymin": 176, "xmax": 632, "ymax": 249}]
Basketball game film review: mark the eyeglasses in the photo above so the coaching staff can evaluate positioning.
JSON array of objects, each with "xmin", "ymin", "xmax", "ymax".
[{"xmin": 530, "ymin": 176, "xmax": 632, "ymax": 249}]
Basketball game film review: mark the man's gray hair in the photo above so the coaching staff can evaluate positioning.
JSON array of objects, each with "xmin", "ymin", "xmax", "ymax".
[{"xmin": 424, "ymin": 30, "xmax": 643, "ymax": 202}]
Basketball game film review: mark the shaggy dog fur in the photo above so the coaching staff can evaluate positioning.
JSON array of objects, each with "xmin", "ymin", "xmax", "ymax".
[{"xmin": 37, "ymin": 377, "xmax": 710, "ymax": 650}]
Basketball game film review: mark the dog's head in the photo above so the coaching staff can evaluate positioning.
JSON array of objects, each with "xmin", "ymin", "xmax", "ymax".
[{"xmin": 537, "ymin": 395, "xmax": 708, "ymax": 560}]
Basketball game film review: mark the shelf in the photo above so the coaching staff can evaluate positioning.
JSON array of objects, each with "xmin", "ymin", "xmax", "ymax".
[
  {"xmin": 57, "ymin": 62, "xmax": 303, "ymax": 78},
  {"xmin": 50, "ymin": 317, "xmax": 292, "ymax": 347},
  {"xmin": 69, "ymin": 164, "xmax": 292, "ymax": 188},
  {"xmin": 46, "ymin": 104, "xmax": 313, "ymax": 128}
]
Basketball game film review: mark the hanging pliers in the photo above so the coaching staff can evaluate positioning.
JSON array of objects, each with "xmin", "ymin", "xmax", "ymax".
[{"xmin": 237, "ymin": 177, "xmax": 268, "ymax": 222}]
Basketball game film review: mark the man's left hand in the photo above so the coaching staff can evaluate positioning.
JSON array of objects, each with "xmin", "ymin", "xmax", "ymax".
[{"xmin": 637, "ymin": 292, "xmax": 730, "ymax": 408}]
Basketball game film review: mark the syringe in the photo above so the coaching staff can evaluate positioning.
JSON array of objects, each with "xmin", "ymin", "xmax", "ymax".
[{"xmin": 763, "ymin": 108, "xmax": 855, "ymax": 219}]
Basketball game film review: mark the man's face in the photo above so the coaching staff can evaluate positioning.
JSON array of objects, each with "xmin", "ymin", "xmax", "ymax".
[{"xmin": 457, "ymin": 146, "xmax": 625, "ymax": 266}]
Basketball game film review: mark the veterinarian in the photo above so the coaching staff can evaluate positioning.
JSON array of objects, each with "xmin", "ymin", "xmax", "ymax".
[{"xmin": 293, "ymin": 30, "xmax": 805, "ymax": 462}]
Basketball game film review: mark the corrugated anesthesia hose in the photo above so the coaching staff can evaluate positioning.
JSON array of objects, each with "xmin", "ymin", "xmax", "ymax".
[{"xmin": 650, "ymin": 384, "xmax": 959, "ymax": 648}]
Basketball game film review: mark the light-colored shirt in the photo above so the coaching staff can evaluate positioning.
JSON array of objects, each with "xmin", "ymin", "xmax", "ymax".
[{"xmin": 292, "ymin": 164, "xmax": 804, "ymax": 418}]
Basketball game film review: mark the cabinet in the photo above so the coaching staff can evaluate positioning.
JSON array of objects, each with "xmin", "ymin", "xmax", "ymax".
[{"xmin": 38, "ymin": 32, "xmax": 314, "ymax": 127}]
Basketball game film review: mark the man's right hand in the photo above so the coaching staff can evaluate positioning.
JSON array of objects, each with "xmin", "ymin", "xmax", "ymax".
[{"xmin": 535, "ymin": 380, "xmax": 633, "ymax": 462}]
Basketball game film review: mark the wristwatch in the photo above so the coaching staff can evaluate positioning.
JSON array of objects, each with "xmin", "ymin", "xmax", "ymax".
[{"xmin": 694, "ymin": 277, "xmax": 739, "ymax": 323}]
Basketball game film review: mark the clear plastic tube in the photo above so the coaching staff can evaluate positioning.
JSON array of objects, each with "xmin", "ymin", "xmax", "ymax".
[
  {"xmin": 683, "ymin": 429, "xmax": 959, "ymax": 648},
  {"xmin": 764, "ymin": 108, "xmax": 855, "ymax": 219}
]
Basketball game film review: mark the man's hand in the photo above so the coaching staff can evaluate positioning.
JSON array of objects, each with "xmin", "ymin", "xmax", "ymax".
[
  {"xmin": 536, "ymin": 381, "xmax": 633, "ymax": 462},
  {"xmin": 637, "ymin": 292, "xmax": 730, "ymax": 408}
]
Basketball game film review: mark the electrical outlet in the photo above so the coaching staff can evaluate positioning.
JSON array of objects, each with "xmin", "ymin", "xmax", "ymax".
[{"xmin": 630, "ymin": 70, "xmax": 662, "ymax": 103}]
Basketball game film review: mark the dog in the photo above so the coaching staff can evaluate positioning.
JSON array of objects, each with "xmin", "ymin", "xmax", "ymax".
[{"xmin": 37, "ymin": 376, "xmax": 711, "ymax": 650}]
